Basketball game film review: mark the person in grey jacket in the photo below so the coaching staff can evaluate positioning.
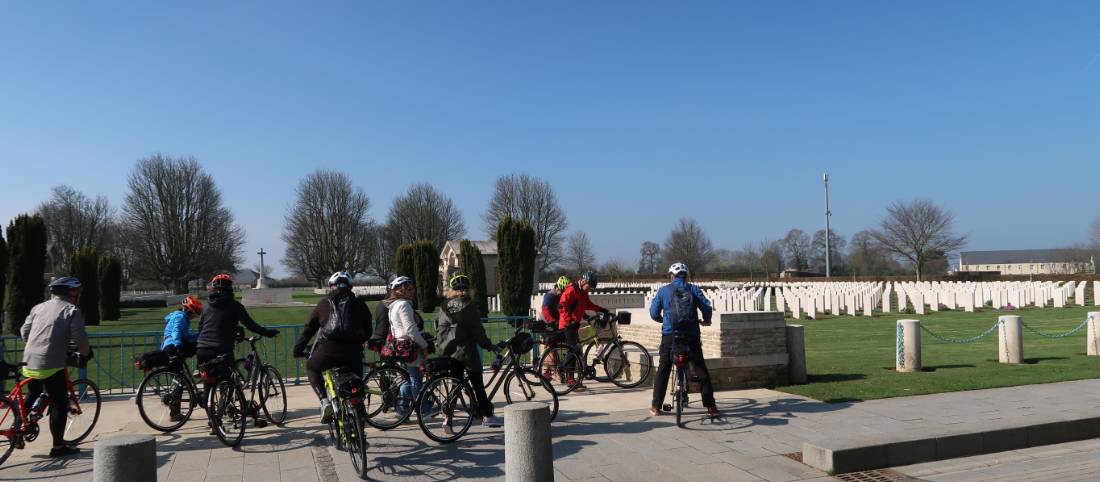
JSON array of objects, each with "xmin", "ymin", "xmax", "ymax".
[
  {"xmin": 436, "ymin": 274, "xmax": 501, "ymax": 427},
  {"xmin": 20, "ymin": 277, "xmax": 91, "ymax": 458}
]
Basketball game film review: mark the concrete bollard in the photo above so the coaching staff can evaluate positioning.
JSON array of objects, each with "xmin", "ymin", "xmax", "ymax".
[
  {"xmin": 896, "ymin": 320, "xmax": 922, "ymax": 372},
  {"xmin": 998, "ymin": 315, "xmax": 1024, "ymax": 364},
  {"xmin": 505, "ymin": 402, "xmax": 554, "ymax": 482},
  {"xmin": 1088, "ymin": 312, "xmax": 1100, "ymax": 356},
  {"xmin": 786, "ymin": 325, "xmax": 807, "ymax": 384},
  {"xmin": 94, "ymin": 434, "xmax": 156, "ymax": 482}
]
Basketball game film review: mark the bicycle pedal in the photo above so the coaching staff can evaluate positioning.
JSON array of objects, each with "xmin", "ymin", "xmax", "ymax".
[{"xmin": 661, "ymin": 404, "xmax": 672, "ymax": 412}]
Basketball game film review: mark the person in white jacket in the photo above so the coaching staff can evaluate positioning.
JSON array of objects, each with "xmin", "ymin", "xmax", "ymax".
[{"xmin": 385, "ymin": 276, "xmax": 430, "ymax": 416}]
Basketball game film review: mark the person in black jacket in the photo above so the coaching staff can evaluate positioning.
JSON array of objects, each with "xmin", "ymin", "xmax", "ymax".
[
  {"xmin": 195, "ymin": 273, "xmax": 278, "ymax": 432},
  {"xmin": 293, "ymin": 272, "xmax": 372, "ymax": 423}
]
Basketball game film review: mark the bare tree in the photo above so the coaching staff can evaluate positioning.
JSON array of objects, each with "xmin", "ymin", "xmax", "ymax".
[
  {"xmin": 387, "ymin": 182, "xmax": 465, "ymax": 250},
  {"xmin": 36, "ymin": 185, "xmax": 114, "ymax": 274},
  {"xmin": 121, "ymin": 154, "xmax": 245, "ymax": 293},
  {"xmin": 563, "ymin": 231, "xmax": 597, "ymax": 274},
  {"xmin": 662, "ymin": 217, "xmax": 714, "ymax": 273},
  {"xmin": 482, "ymin": 173, "xmax": 568, "ymax": 272},
  {"xmin": 282, "ymin": 170, "xmax": 375, "ymax": 285},
  {"xmin": 781, "ymin": 229, "xmax": 811, "ymax": 271},
  {"xmin": 600, "ymin": 258, "xmax": 633, "ymax": 279},
  {"xmin": 870, "ymin": 199, "xmax": 968, "ymax": 280},
  {"xmin": 733, "ymin": 243, "xmax": 762, "ymax": 279},
  {"xmin": 365, "ymin": 223, "xmax": 399, "ymax": 281},
  {"xmin": 811, "ymin": 229, "xmax": 847, "ymax": 275},
  {"xmin": 638, "ymin": 241, "xmax": 661, "ymax": 274},
  {"xmin": 848, "ymin": 229, "xmax": 903, "ymax": 276},
  {"xmin": 758, "ymin": 239, "xmax": 784, "ymax": 278}
]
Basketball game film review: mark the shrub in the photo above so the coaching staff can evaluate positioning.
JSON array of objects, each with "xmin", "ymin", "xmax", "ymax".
[
  {"xmin": 496, "ymin": 216, "xmax": 536, "ymax": 316},
  {"xmin": 459, "ymin": 240, "xmax": 489, "ymax": 317},
  {"xmin": 98, "ymin": 256, "xmax": 122, "ymax": 321},
  {"xmin": 68, "ymin": 247, "xmax": 100, "ymax": 325},
  {"xmin": 4, "ymin": 215, "xmax": 48, "ymax": 335}
]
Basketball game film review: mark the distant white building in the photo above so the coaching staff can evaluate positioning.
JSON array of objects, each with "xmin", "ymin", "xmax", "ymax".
[
  {"xmin": 958, "ymin": 249, "xmax": 1096, "ymax": 275},
  {"xmin": 440, "ymin": 240, "xmax": 500, "ymax": 295}
]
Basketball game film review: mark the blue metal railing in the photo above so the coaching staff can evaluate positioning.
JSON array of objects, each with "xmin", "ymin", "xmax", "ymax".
[{"xmin": 1, "ymin": 316, "xmax": 539, "ymax": 394}]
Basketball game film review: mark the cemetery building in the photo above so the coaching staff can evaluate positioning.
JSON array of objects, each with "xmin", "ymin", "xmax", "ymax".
[
  {"xmin": 958, "ymin": 249, "xmax": 1096, "ymax": 275},
  {"xmin": 440, "ymin": 240, "xmax": 500, "ymax": 295}
]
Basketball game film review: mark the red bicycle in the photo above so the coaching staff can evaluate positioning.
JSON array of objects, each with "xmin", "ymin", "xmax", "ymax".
[{"xmin": 0, "ymin": 356, "xmax": 102, "ymax": 466}]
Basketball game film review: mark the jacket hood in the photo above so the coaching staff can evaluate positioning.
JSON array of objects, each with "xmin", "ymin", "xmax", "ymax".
[{"xmin": 208, "ymin": 290, "xmax": 233, "ymax": 306}]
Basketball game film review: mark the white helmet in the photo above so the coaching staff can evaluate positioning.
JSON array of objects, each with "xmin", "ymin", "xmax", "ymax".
[
  {"xmin": 388, "ymin": 276, "xmax": 412, "ymax": 290},
  {"xmin": 668, "ymin": 263, "xmax": 689, "ymax": 277},
  {"xmin": 328, "ymin": 271, "xmax": 352, "ymax": 287}
]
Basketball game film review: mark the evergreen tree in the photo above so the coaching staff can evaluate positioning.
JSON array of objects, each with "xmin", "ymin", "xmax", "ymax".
[
  {"xmin": 0, "ymin": 234, "xmax": 7, "ymax": 325},
  {"xmin": 458, "ymin": 240, "xmax": 489, "ymax": 317},
  {"xmin": 68, "ymin": 247, "xmax": 100, "ymax": 325},
  {"xmin": 411, "ymin": 240, "xmax": 440, "ymax": 313},
  {"xmin": 394, "ymin": 243, "xmax": 416, "ymax": 308},
  {"xmin": 5, "ymin": 215, "xmax": 48, "ymax": 335},
  {"xmin": 98, "ymin": 256, "xmax": 122, "ymax": 321},
  {"xmin": 496, "ymin": 217, "xmax": 537, "ymax": 316}
]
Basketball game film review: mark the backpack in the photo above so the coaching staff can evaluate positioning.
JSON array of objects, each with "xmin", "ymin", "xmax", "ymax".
[
  {"xmin": 666, "ymin": 285, "xmax": 697, "ymax": 332},
  {"xmin": 319, "ymin": 296, "xmax": 366, "ymax": 343},
  {"xmin": 371, "ymin": 300, "xmax": 390, "ymax": 341}
]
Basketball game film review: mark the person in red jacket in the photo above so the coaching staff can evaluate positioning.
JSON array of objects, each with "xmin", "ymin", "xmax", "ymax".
[{"xmin": 557, "ymin": 271, "xmax": 609, "ymax": 391}]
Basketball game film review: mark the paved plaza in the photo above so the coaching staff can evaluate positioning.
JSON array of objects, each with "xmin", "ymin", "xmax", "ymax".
[{"xmin": 4, "ymin": 378, "xmax": 1100, "ymax": 481}]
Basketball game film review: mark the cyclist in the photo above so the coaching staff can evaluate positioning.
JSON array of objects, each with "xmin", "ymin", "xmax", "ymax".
[
  {"xmin": 436, "ymin": 274, "xmax": 501, "ymax": 428},
  {"xmin": 649, "ymin": 262, "xmax": 718, "ymax": 418},
  {"xmin": 539, "ymin": 276, "xmax": 570, "ymax": 379},
  {"xmin": 19, "ymin": 276, "xmax": 91, "ymax": 458},
  {"xmin": 162, "ymin": 295, "xmax": 202, "ymax": 357},
  {"xmin": 196, "ymin": 273, "xmax": 279, "ymax": 431},
  {"xmin": 384, "ymin": 276, "xmax": 431, "ymax": 417},
  {"xmin": 558, "ymin": 271, "xmax": 610, "ymax": 392},
  {"xmin": 292, "ymin": 271, "xmax": 372, "ymax": 423}
]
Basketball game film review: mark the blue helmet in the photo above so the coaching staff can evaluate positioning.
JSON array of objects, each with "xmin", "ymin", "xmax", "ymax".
[{"xmin": 48, "ymin": 277, "xmax": 82, "ymax": 290}]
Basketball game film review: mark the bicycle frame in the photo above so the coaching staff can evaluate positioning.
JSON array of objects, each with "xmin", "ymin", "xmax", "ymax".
[
  {"xmin": 0, "ymin": 368, "xmax": 86, "ymax": 439},
  {"xmin": 234, "ymin": 337, "xmax": 268, "ymax": 413}
]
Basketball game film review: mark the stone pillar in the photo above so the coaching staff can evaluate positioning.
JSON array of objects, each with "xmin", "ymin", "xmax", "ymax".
[
  {"xmin": 94, "ymin": 435, "xmax": 156, "ymax": 482},
  {"xmin": 786, "ymin": 325, "xmax": 807, "ymax": 384},
  {"xmin": 505, "ymin": 402, "xmax": 554, "ymax": 482},
  {"xmin": 896, "ymin": 319, "xmax": 921, "ymax": 372},
  {"xmin": 1088, "ymin": 312, "xmax": 1100, "ymax": 357},
  {"xmin": 998, "ymin": 315, "xmax": 1024, "ymax": 364}
]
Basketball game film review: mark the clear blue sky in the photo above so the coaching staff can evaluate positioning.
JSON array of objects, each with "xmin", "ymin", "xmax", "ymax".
[{"xmin": 2, "ymin": 1, "xmax": 1097, "ymax": 275}]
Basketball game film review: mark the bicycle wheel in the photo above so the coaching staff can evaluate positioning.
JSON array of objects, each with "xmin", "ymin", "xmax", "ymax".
[
  {"xmin": 0, "ymin": 396, "xmax": 21, "ymax": 467},
  {"xmin": 605, "ymin": 341, "xmax": 653, "ymax": 389},
  {"xmin": 62, "ymin": 378, "xmax": 101, "ymax": 445},
  {"xmin": 504, "ymin": 367, "xmax": 559, "ymax": 421},
  {"xmin": 675, "ymin": 369, "xmax": 686, "ymax": 428},
  {"xmin": 582, "ymin": 342, "xmax": 610, "ymax": 382},
  {"xmin": 417, "ymin": 376, "xmax": 475, "ymax": 444},
  {"xmin": 136, "ymin": 368, "xmax": 195, "ymax": 432},
  {"xmin": 537, "ymin": 344, "xmax": 583, "ymax": 396},
  {"xmin": 342, "ymin": 400, "xmax": 369, "ymax": 479},
  {"xmin": 259, "ymin": 365, "xmax": 287, "ymax": 425},
  {"xmin": 363, "ymin": 366, "xmax": 412, "ymax": 430},
  {"xmin": 208, "ymin": 379, "xmax": 247, "ymax": 447}
]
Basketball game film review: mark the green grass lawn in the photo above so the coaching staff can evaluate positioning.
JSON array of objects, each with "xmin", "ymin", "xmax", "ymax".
[{"xmin": 779, "ymin": 305, "xmax": 1100, "ymax": 403}]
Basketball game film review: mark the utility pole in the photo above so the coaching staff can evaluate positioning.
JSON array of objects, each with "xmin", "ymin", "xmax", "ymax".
[{"xmin": 824, "ymin": 173, "xmax": 832, "ymax": 278}]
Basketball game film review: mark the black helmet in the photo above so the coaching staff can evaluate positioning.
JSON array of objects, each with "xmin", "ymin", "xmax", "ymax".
[
  {"xmin": 449, "ymin": 274, "xmax": 471, "ymax": 290},
  {"xmin": 582, "ymin": 271, "xmax": 598, "ymax": 289}
]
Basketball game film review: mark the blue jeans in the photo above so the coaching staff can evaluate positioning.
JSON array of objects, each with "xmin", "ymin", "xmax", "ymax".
[{"xmin": 399, "ymin": 365, "xmax": 431, "ymax": 415}]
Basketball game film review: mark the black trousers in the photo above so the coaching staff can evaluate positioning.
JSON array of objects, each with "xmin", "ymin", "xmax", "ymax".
[
  {"xmin": 651, "ymin": 334, "xmax": 716, "ymax": 409},
  {"xmin": 196, "ymin": 347, "xmax": 231, "ymax": 405},
  {"xmin": 466, "ymin": 365, "xmax": 493, "ymax": 418},
  {"xmin": 562, "ymin": 324, "xmax": 581, "ymax": 381},
  {"xmin": 306, "ymin": 353, "xmax": 363, "ymax": 400},
  {"xmin": 24, "ymin": 370, "xmax": 69, "ymax": 448}
]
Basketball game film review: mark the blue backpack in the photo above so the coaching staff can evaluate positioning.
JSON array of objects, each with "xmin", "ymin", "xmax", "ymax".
[{"xmin": 667, "ymin": 285, "xmax": 697, "ymax": 332}]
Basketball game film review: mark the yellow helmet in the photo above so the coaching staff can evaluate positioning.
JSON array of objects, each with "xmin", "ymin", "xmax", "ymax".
[{"xmin": 555, "ymin": 276, "xmax": 570, "ymax": 290}]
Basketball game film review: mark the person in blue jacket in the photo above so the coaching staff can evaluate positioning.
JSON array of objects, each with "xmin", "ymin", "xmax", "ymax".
[
  {"xmin": 162, "ymin": 295, "xmax": 202, "ymax": 356},
  {"xmin": 648, "ymin": 262, "xmax": 718, "ymax": 418}
]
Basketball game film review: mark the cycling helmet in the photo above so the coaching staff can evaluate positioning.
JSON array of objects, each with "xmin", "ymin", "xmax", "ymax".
[
  {"xmin": 449, "ymin": 274, "xmax": 470, "ymax": 290},
  {"xmin": 210, "ymin": 273, "xmax": 234, "ymax": 290},
  {"xmin": 48, "ymin": 277, "xmax": 82, "ymax": 290},
  {"xmin": 328, "ymin": 271, "xmax": 352, "ymax": 288},
  {"xmin": 182, "ymin": 295, "xmax": 204, "ymax": 314},
  {"xmin": 389, "ymin": 276, "xmax": 412, "ymax": 290},
  {"xmin": 581, "ymin": 271, "xmax": 598, "ymax": 288},
  {"xmin": 668, "ymin": 262, "xmax": 689, "ymax": 277},
  {"xmin": 555, "ymin": 275, "xmax": 570, "ymax": 291}
]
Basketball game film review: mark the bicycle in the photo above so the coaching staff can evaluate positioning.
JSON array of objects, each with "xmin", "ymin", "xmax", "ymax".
[
  {"xmin": 360, "ymin": 338, "xmax": 414, "ymax": 430},
  {"xmin": 0, "ymin": 354, "xmax": 102, "ymax": 467},
  {"xmin": 198, "ymin": 353, "xmax": 250, "ymax": 447},
  {"xmin": 322, "ymin": 367, "xmax": 369, "ymax": 479},
  {"xmin": 233, "ymin": 334, "xmax": 287, "ymax": 426},
  {"xmin": 416, "ymin": 324, "xmax": 558, "ymax": 444},
  {"xmin": 135, "ymin": 351, "xmax": 203, "ymax": 432},
  {"xmin": 661, "ymin": 335, "xmax": 692, "ymax": 428},
  {"xmin": 539, "ymin": 311, "xmax": 652, "ymax": 395}
]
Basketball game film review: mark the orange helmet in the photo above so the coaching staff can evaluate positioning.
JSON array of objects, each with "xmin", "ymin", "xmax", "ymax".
[
  {"xmin": 182, "ymin": 295, "xmax": 204, "ymax": 314},
  {"xmin": 210, "ymin": 273, "xmax": 233, "ymax": 290}
]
